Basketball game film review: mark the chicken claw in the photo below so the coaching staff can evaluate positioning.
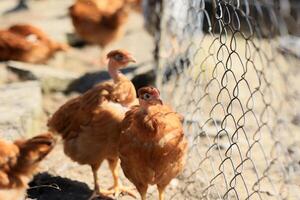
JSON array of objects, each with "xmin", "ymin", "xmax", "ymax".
[
  {"xmin": 89, "ymin": 190, "xmax": 113, "ymax": 200},
  {"xmin": 103, "ymin": 185, "xmax": 137, "ymax": 198}
]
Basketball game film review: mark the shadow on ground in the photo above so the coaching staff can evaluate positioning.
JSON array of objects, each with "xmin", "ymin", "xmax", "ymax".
[
  {"xmin": 66, "ymin": 67, "xmax": 137, "ymax": 94},
  {"xmin": 27, "ymin": 172, "xmax": 113, "ymax": 200}
]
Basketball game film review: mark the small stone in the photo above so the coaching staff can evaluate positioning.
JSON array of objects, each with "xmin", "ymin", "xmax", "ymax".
[
  {"xmin": 170, "ymin": 178, "xmax": 179, "ymax": 188},
  {"xmin": 7, "ymin": 61, "xmax": 80, "ymax": 93},
  {"xmin": 279, "ymin": 36, "xmax": 300, "ymax": 58},
  {"xmin": 292, "ymin": 113, "xmax": 300, "ymax": 126}
]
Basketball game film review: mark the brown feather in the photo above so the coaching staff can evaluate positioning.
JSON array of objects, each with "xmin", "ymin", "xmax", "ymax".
[
  {"xmin": 0, "ymin": 133, "xmax": 54, "ymax": 200},
  {"xmin": 119, "ymin": 103, "xmax": 188, "ymax": 193},
  {"xmin": 69, "ymin": 0, "xmax": 129, "ymax": 47},
  {"xmin": 0, "ymin": 24, "xmax": 67, "ymax": 63},
  {"xmin": 48, "ymin": 74, "xmax": 136, "ymax": 165},
  {"xmin": 48, "ymin": 81, "xmax": 113, "ymax": 139}
]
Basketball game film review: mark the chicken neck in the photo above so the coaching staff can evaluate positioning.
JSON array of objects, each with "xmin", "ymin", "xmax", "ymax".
[
  {"xmin": 108, "ymin": 67, "xmax": 122, "ymax": 83},
  {"xmin": 108, "ymin": 62, "xmax": 124, "ymax": 83}
]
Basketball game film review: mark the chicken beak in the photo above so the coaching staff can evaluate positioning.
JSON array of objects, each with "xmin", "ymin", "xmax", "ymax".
[
  {"xmin": 152, "ymin": 91, "xmax": 162, "ymax": 104},
  {"xmin": 127, "ymin": 55, "xmax": 136, "ymax": 63}
]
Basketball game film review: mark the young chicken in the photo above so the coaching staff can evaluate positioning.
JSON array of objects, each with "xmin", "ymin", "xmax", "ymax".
[
  {"xmin": 47, "ymin": 49, "xmax": 137, "ymax": 199},
  {"xmin": 0, "ymin": 24, "xmax": 68, "ymax": 63},
  {"xmin": 119, "ymin": 86, "xmax": 188, "ymax": 200},
  {"xmin": 69, "ymin": 0, "xmax": 129, "ymax": 48},
  {"xmin": 0, "ymin": 133, "xmax": 55, "ymax": 200}
]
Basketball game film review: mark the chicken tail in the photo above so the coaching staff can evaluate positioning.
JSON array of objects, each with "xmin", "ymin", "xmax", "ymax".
[{"xmin": 13, "ymin": 133, "xmax": 55, "ymax": 172}]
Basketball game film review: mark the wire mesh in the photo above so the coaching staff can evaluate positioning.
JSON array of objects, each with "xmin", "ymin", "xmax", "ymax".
[{"xmin": 148, "ymin": 0, "xmax": 300, "ymax": 199}]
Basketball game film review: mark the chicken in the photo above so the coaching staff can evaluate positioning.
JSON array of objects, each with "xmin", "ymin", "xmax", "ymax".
[
  {"xmin": 0, "ymin": 133, "xmax": 55, "ymax": 200},
  {"xmin": 119, "ymin": 86, "xmax": 188, "ymax": 200},
  {"xmin": 0, "ymin": 24, "xmax": 68, "ymax": 63},
  {"xmin": 47, "ymin": 49, "xmax": 137, "ymax": 199},
  {"xmin": 69, "ymin": 0, "xmax": 129, "ymax": 48}
]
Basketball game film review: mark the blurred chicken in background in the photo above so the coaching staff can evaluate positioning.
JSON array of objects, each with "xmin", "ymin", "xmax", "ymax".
[
  {"xmin": 69, "ymin": 0, "xmax": 142, "ymax": 64},
  {"xmin": 0, "ymin": 24, "xmax": 68, "ymax": 63},
  {"xmin": 69, "ymin": 0, "xmax": 128, "ymax": 47},
  {"xmin": 0, "ymin": 133, "xmax": 55, "ymax": 200}
]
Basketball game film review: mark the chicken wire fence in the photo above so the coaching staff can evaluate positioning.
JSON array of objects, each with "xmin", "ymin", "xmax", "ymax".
[{"xmin": 144, "ymin": 0, "xmax": 300, "ymax": 199}]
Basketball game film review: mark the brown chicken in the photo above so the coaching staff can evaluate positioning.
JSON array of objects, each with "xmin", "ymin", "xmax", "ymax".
[
  {"xmin": 0, "ymin": 133, "xmax": 55, "ymax": 200},
  {"xmin": 47, "ymin": 49, "xmax": 137, "ymax": 199},
  {"xmin": 119, "ymin": 86, "xmax": 188, "ymax": 200},
  {"xmin": 69, "ymin": 0, "xmax": 129, "ymax": 48},
  {"xmin": 0, "ymin": 24, "xmax": 68, "ymax": 63}
]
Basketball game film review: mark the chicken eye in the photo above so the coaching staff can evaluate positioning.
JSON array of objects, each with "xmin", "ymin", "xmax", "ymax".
[
  {"xmin": 143, "ymin": 93, "xmax": 151, "ymax": 100},
  {"xmin": 114, "ymin": 54, "xmax": 123, "ymax": 61}
]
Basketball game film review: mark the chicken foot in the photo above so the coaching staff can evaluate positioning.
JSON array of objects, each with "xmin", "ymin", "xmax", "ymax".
[
  {"xmin": 89, "ymin": 163, "xmax": 111, "ymax": 200},
  {"xmin": 102, "ymin": 158, "xmax": 137, "ymax": 198}
]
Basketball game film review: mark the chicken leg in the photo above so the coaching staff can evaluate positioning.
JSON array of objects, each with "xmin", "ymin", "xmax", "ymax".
[
  {"xmin": 103, "ymin": 158, "xmax": 136, "ymax": 198},
  {"xmin": 136, "ymin": 184, "xmax": 148, "ymax": 200},
  {"xmin": 89, "ymin": 163, "xmax": 110, "ymax": 200},
  {"xmin": 157, "ymin": 185, "xmax": 166, "ymax": 200}
]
